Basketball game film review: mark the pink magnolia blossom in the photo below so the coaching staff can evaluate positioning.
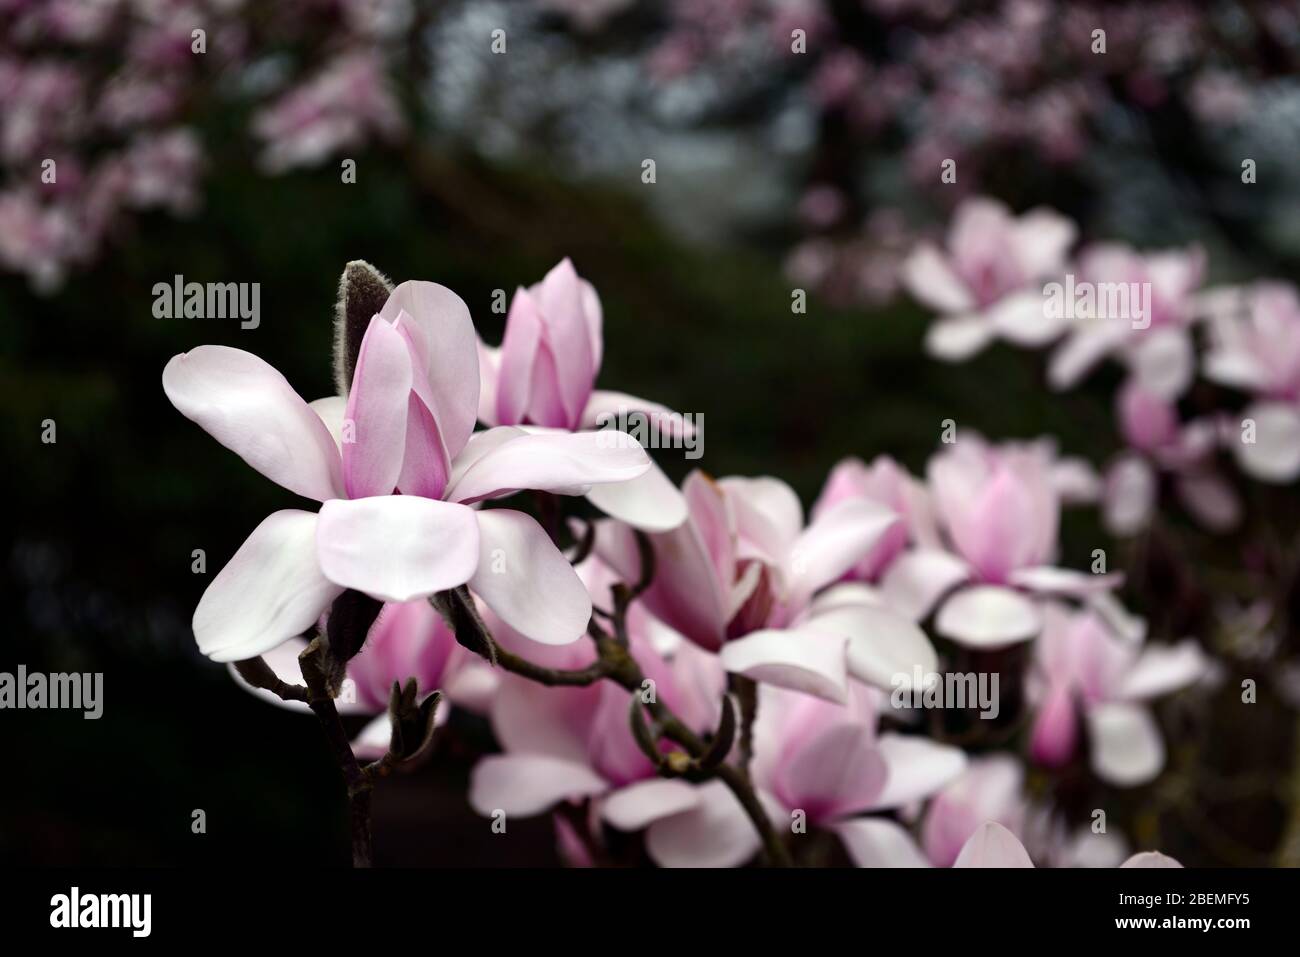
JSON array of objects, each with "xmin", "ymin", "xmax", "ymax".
[
  {"xmin": 1203, "ymin": 282, "xmax": 1300, "ymax": 483},
  {"xmin": 230, "ymin": 597, "xmax": 496, "ymax": 756},
  {"xmin": 164, "ymin": 278, "xmax": 650, "ymax": 661},
  {"xmin": 649, "ymin": 682, "xmax": 966, "ymax": 867},
  {"xmin": 468, "ymin": 564, "xmax": 738, "ymax": 866},
  {"xmin": 809, "ymin": 455, "xmax": 929, "ymax": 582},
  {"xmin": 476, "ymin": 258, "xmax": 690, "ymax": 532},
  {"xmin": 1028, "ymin": 602, "xmax": 1207, "ymax": 786},
  {"xmin": 902, "ymin": 197, "xmax": 1076, "ymax": 361},
  {"xmin": 1048, "ymin": 242, "xmax": 1205, "ymax": 398},
  {"xmin": 953, "ymin": 822, "xmax": 1181, "ymax": 869},
  {"xmin": 1103, "ymin": 382, "xmax": 1240, "ymax": 535},
  {"xmin": 921, "ymin": 754, "xmax": 1027, "ymax": 867},
  {"xmin": 593, "ymin": 470, "xmax": 938, "ymax": 704},
  {"xmin": 887, "ymin": 434, "xmax": 1118, "ymax": 648}
]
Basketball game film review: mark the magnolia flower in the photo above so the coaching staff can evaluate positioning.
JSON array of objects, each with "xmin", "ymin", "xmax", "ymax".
[
  {"xmin": 953, "ymin": 822, "xmax": 1181, "ymax": 868},
  {"xmin": 1048, "ymin": 242, "xmax": 1205, "ymax": 398},
  {"xmin": 648, "ymin": 683, "xmax": 966, "ymax": 867},
  {"xmin": 809, "ymin": 455, "xmax": 929, "ymax": 582},
  {"xmin": 468, "ymin": 570, "xmax": 738, "ymax": 866},
  {"xmin": 1203, "ymin": 281, "xmax": 1300, "ymax": 482},
  {"xmin": 476, "ymin": 258, "xmax": 690, "ymax": 531},
  {"xmin": 1102, "ymin": 382, "xmax": 1239, "ymax": 535},
  {"xmin": 921, "ymin": 755, "xmax": 1026, "ymax": 867},
  {"xmin": 164, "ymin": 278, "xmax": 650, "ymax": 662},
  {"xmin": 1029, "ymin": 602, "xmax": 1207, "ymax": 786},
  {"xmin": 594, "ymin": 470, "xmax": 939, "ymax": 704},
  {"xmin": 883, "ymin": 434, "xmax": 1118, "ymax": 648},
  {"xmin": 903, "ymin": 197, "xmax": 1076, "ymax": 361},
  {"xmin": 231, "ymin": 598, "xmax": 496, "ymax": 756}
]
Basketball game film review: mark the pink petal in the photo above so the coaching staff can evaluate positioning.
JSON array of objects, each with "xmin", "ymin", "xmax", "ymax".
[
  {"xmin": 396, "ymin": 391, "xmax": 451, "ymax": 499},
  {"xmin": 645, "ymin": 780, "xmax": 763, "ymax": 868},
  {"xmin": 934, "ymin": 585, "xmax": 1042, "ymax": 647},
  {"xmin": 584, "ymin": 458, "xmax": 690, "ymax": 531},
  {"xmin": 444, "ymin": 430, "xmax": 650, "ymax": 504},
  {"xmin": 787, "ymin": 498, "xmax": 900, "ymax": 601},
  {"xmin": 602, "ymin": 779, "xmax": 700, "ymax": 831},
  {"xmin": 1086, "ymin": 703, "xmax": 1165, "ymax": 787},
  {"xmin": 379, "ymin": 280, "xmax": 480, "ymax": 459},
  {"xmin": 163, "ymin": 346, "xmax": 343, "ymax": 501},
  {"xmin": 1029, "ymin": 681, "xmax": 1078, "ymax": 767},
  {"xmin": 870, "ymin": 733, "xmax": 968, "ymax": 809},
  {"xmin": 878, "ymin": 549, "xmax": 971, "ymax": 620},
  {"xmin": 901, "ymin": 242, "xmax": 976, "ymax": 313},
  {"xmin": 343, "ymin": 316, "xmax": 413, "ymax": 498},
  {"xmin": 1120, "ymin": 851, "xmax": 1182, "ymax": 868},
  {"xmin": 194, "ymin": 510, "xmax": 342, "ymax": 662},
  {"xmin": 805, "ymin": 602, "xmax": 937, "ymax": 692},
  {"xmin": 315, "ymin": 496, "xmax": 480, "ymax": 602},
  {"xmin": 494, "ymin": 287, "xmax": 542, "ymax": 426},
  {"xmin": 535, "ymin": 258, "xmax": 596, "ymax": 428},
  {"xmin": 835, "ymin": 818, "xmax": 931, "ymax": 868},
  {"xmin": 953, "ymin": 821, "xmax": 1035, "ymax": 868},
  {"xmin": 775, "ymin": 722, "xmax": 887, "ymax": 820},
  {"xmin": 469, "ymin": 754, "xmax": 607, "ymax": 817},
  {"xmin": 469, "ymin": 508, "xmax": 592, "ymax": 646},
  {"xmin": 718, "ymin": 628, "xmax": 849, "ymax": 703}
]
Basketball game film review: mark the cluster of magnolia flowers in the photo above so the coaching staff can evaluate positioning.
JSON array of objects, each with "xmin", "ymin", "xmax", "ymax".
[
  {"xmin": 0, "ymin": 0, "xmax": 407, "ymax": 290},
  {"xmin": 904, "ymin": 195, "xmax": 1300, "ymax": 538},
  {"xmin": 166, "ymin": 255, "xmax": 1204, "ymax": 867}
]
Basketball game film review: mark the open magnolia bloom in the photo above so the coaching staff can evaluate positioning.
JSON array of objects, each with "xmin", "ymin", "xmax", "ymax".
[
  {"xmin": 592, "ymin": 469, "xmax": 939, "ymax": 704},
  {"xmin": 902, "ymin": 196, "xmax": 1076, "ymax": 361},
  {"xmin": 476, "ymin": 258, "xmax": 691, "ymax": 531},
  {"xmin": 953, "ymin": 822, "xmax": 1181, "ymax": 869},
  {"xmin": 880, "ymin": 434, "xmax": 1119, "ymax": 649},
  {"xmin": 1047, "ymin": 242, "xmax": 1206, "ymax": 399},
  {"xmin": 229, "ymin": 598, "xmax": 497, "ymax": 756},
  {"xmin": 1202, "ymin": 281, "xmax": 1300, "ymax": 483},
  {"xmin": 809, "ymin": 455, "xmax": 932, "ymax": 583},
  {"xmin": 1028, "ymin": 602, "xmax": 1208, "ymax": 787},
  {"xmin": 468, "ymin": 557, "xmax": 739, "ymax": 864},
  {"xmin": 1101, "ymin": 381, "xmax": 1240, "ymax": 535},
  {"xmin": 164, "ymin": 277, "xmax": 651, "ymax": 661},
  {"xmin": 648, "ymin": 683, "xmax": 966, "ymax": 868}
]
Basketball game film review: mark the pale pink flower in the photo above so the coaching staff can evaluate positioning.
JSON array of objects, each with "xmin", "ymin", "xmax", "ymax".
[
  {"xmin": 164, "ymin": 278, "xmax": 650, "ymax": 661},
  {"xmin": 1028, "ymin": 602, "xmax": 1207, "ymax": 786},
  {"xmin": 903, "ymin": 197, "xmax": 1076, "ymax": 361}
]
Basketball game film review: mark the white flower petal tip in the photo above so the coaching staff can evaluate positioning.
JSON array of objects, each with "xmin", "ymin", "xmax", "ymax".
[
  {"xmin": 934, "ymin": 586, "xmax": 1042, "ymax": 648},
  {"xmin": 952, "ymin": 822, "xmax": 1035, "ymax": 868}
]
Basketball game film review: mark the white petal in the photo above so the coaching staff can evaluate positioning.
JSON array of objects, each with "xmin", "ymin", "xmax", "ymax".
[
  {"xmin": 585, "ymin": 458, "xmax": 689, "ymax": 531},
  {"xmin": 1234, "ymin": 401, "xmax": 1300, "ymax": 483},
  {"xmin": 878, "ymin": 549, "xmax": 970, "ymax": 621},
  {"xmin": 924, "ymin": 314, "xmax": 995, "ymax": 361},
  {"xmin": 1087, "ymin": 702, "xmax": 1165, "ymax": 787},
  {"xmin": 645, "ymin": 780, "xmax": 763, "ymax": 868},
  {"xmin": 953, "ymin": 821, "xmax": 1035, "ymax": 867},
  {"xmin": 469, "ymin": 509, "xmax": 592, "ymax": 645},
  {"xmin": 870, "ymin": 734, "xmax": 968, "ymax": 810},
  {"xmin": 934, "ymin": 586, "xmax": 1042, "ymax": 648},
  {"xmin": 194, "ymin": 510, "xmax": 341, "ymax": 662},
  {"xmin": 469, "ymin": 754, "xmax": 607, "ymax": 817},
  {"xmin": 315, "ymin": 496, "xmax": 480, "ymax": 603},
  {"xmin": 718, "ymin": 628, "xmax": 848, "ymax": 703},
  {"xmin": 835, "ymin": 818, "xmax": 931, "ymax": 868},
  {"xmin": 805, "ymin": 603, "xmax": 937, "ymax": 692},
  {"xmin": 602, "ymin": 779, "xmax": 700, "ymax": 831},
  {"xmin": 1120, "ymin": 851, "xmax": 1182, "ymax": 868}
]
